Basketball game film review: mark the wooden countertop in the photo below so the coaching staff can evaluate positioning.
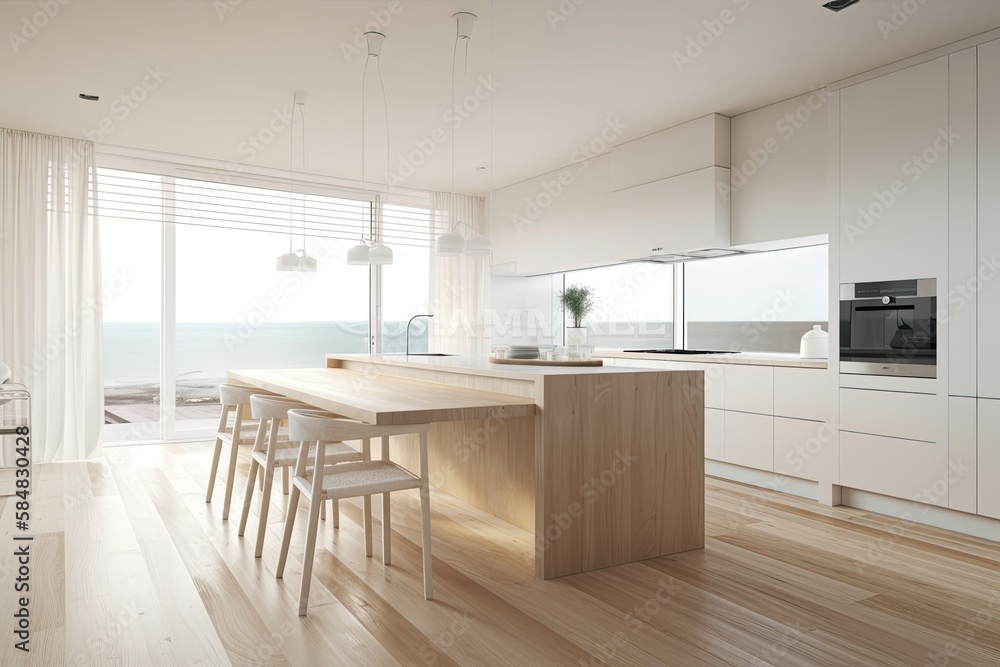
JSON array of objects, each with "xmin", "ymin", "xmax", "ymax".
[
  {"xmin": 228, "ymin": 367, "xmax": 535, "ymax": 426},
  {"xmin": 326, "ymin": 353, "xmax": 672, "ymax": 381}
]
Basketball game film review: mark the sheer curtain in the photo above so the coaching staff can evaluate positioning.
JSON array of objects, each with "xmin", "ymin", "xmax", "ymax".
[
  {"xmin": 428, "ymin": 192, "xmax": 490, "ymax": 355},
  {"xmin": 0, "ymin": 129, "xmax": 103, "ymax": 462}
]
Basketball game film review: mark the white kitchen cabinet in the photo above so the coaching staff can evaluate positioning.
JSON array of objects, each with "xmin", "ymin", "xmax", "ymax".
[
  {"xmin": 774, "ymin": 368, "xmax": 832, "ymax": 422},
  {"xmin": 949, "ymin": 48, "xmax": 979, "ymax": 398},
  {"xmin": 705, "ymin": 407, "xmax": 726, "ymax": 461},
  {"xmin": 840, "ymin": 388, "xmax": 940, "ymax": 444},
  {"xmin": 841, "ymin": 432, "xmax": 948, "ymax": 506},
  {"xmin": 702, "ymin": 364, "xmax": 725, "ymax": 410},
  {"xmin": 774, "ymin": 417, "xmax": 837, "ymax": 483},
  {"xmin": 724, "ymin": 411, "xmax": 773, "ymax": 472},
  {"xmin": 730, "ymin": 91, "xmax": 829, "ymax": 246},
  {"xmin": 948, "ymin": 396, "xmax": 977, "ymax": 514},
  {"xmin": 978, "ymin": 40, "xmax": 1000, "ymax": 400},
  {"xmin": 724, "ymin": 365, "xmax": 773, "ymax": 415},
  {"xmin": 839, "ymin": 57, "xmax": 949, "ymax": 283},
  {"xmin": 979, "ymin": 398, "xmax": 1000, "ymax": 519}
]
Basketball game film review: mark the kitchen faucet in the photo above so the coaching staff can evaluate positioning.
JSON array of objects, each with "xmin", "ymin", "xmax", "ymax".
[{"xmin": 406, "ymin": 314, "xmax": 434, "ymax": 356}]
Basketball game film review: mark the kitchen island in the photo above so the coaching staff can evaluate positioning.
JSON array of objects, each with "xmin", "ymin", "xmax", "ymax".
[{"xmin": 331, "ymin": 354, "xmax": 704, "ymax": 579}]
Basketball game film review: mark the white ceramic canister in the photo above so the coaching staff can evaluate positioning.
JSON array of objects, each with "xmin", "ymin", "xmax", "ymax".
[{"xmin": 800, "ymin": 325, "xmax": 829, "ymax": 359}]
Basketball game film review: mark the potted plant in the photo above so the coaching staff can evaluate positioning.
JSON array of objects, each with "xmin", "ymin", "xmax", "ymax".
[{"xmin": 559, "ymin": 283, "xmax": 595, "ymax": 349}]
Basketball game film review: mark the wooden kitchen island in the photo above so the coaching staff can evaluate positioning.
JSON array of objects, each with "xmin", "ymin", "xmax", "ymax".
[{"xmin": 232, "ymin": 355, "xmax": 704, "ymax": 579}]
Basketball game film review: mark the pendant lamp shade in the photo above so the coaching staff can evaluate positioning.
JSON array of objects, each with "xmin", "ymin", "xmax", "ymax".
[
  {"xmin": 464, "ymin": 234, "xmax": 491, "ymax": 256},
  {"xmin": 368, "ymin": 243, "xmax": 393, "ymax": 265},
  {"xmin": 435, "ymin": 231, "xmax": 465, "ymax": 256},
  {"xmin": 346, "ymin": 243, "xmax": 371, "ymax": 265}
]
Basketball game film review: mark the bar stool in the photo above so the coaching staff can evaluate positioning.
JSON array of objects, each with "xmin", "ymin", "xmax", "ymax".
[
  {"xmin": 205, "ymin": 383, "xmax": 279, "ymax": 520},
  {"xmin": 238, "ymin": 394, "xmax": 366, "ymax": 558},
  {"xmin": 276, "ymin": 409, "xmax": 434, "ymax": 615}
]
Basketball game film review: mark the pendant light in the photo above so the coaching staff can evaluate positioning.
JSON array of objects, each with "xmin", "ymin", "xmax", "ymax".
[
  {"xmin": 348, "ymin": 31, "xmax": 393, "ymax": 266},
  {"xmin": 277, "ymin": 92, "xmax": 317, "ymax": 271},
  {"xmin": 434, "ymin": 12, "xmax": 491, "ymax": 258}
]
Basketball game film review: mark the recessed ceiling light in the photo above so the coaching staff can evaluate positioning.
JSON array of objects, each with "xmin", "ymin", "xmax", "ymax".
[
  {"xmin": 822, "ymin": 0, "xmax": 860, "ymax": 11},
  {"xmin": 476, "ymin": 166, "xmax": 487, "ymax": 171},
  {"xmin": 78, "ymin": 93, "xmax": 99, "ymax": 101}
]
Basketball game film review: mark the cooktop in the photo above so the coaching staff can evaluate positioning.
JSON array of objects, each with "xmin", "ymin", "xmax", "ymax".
[{"xmin": 622, "ymin": 349, "xmax": 739, "ymax": 355}]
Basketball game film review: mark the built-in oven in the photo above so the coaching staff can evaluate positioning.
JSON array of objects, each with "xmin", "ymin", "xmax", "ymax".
[{"xmin": 840, "ymin": 279, "xmax": 937, "ymax": 378}]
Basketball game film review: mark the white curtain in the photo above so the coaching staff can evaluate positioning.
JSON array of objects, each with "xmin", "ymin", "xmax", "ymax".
[
  {"xmin": 0, "ymin": 129, "xmax": 103, "ymax": 462},
  {"xmin": 428, "ymin": 192, "xmax": 490, "ymax": 355}
]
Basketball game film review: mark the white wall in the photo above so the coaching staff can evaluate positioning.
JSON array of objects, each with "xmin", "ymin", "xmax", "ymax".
[{"xmin": 729, "ymin": 91, "xmax": 829, "ymax": 246}]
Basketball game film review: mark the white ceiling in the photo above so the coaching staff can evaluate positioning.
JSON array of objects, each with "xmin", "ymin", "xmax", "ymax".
[{"xmin": 2, "ymin": 0, "xmax": 999, "ymax": 196}]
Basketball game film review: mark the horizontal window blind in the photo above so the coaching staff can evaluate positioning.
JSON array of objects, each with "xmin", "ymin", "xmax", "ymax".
[{"xmin": 93, "ymin": 167, "xmax": 434, "ymax": 248}]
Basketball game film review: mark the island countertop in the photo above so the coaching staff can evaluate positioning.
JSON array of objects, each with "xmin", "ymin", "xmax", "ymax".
[{"xmin": 324, "ymin": 353, "xmax": 673, "ymax": 379}]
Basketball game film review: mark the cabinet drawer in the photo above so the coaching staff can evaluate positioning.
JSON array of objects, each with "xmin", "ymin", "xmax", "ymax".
[
  {"xmin": 724, "ymin": 411, "xmax": 773, "ymax": 472},
  {"xmin": 725, "ymin": 365, "xmax": 773, "ymax": 415},
  {"xmin": 774, "ymin": 368, "xmax": 831, "ymax": 422},
  {"xmin": 840, "ymin": 431, "xmax": 947, "ymax": 505},
  {"xmin": 979, "ymin": 398, "xmax": 1000, "ymax": 519},
  {"xmin": 774, "ymin": 417, "xmax": 837, "ymax": 483},
  {"xmin": 840, "ymin": 389, "xmax": 940, "ymax": 443},
  {"xmin": 705, "ymin": 408, "xmax": 725, "ymax": 461}
]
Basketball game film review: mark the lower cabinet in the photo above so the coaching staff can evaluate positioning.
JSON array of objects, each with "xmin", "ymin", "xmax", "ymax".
[
  {"xmin": 979, "ymin": 398, "xmax": 1000, "ymax": 519},
  {"xmin": 724, "ymin": 411, "xmax": 774, "ymax": 472},
  {"xmin": 949, "ymin": 397, "xmax": 978, "ymax": 514},
  {"xmin": 840, "ymin": 431, "xmax": 948, "ymax": 506},
  {"xmin": 774, "ymin": 417, "xmax": 836, "ymax": 483},
  {"xmin": 705, "ymin": 407, "xmax": 725, "ymax": 461}
]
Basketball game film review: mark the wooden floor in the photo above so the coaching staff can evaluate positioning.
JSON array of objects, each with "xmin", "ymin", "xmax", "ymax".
[{"xmin": 2, "ymin": 444, "xmax": 1000, "ymax": 666}]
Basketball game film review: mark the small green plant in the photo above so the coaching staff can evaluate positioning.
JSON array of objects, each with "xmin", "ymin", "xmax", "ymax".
[{"xmin": 559, "ymin": 284, "xmax": 596, "ymax": 328}]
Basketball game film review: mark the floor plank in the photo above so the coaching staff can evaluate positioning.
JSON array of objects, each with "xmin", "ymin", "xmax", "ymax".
[{"xmin": 0, "ymin": 444, "xmax": 997, "ymax": 666}]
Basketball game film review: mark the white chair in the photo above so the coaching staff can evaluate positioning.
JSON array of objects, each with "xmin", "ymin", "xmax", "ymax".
[
  {"xmin": 205, "ymin": 383, "xmax": 279, "ymax": 520},
  {"xmin": 276, "ymin": 409, "xmax": 434, "ymax": 615},
  {"xmin": 238, "ymin": 394, "xmax": 365, "ymax": 558}
]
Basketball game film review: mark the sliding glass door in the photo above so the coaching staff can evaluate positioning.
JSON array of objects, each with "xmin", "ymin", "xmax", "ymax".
[{"xmin": 98, "ymin": 165, "xmax": 429, "ymax": 443}]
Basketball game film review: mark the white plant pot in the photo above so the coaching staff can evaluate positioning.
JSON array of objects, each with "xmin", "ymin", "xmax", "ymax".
[{"xmin": 566, "ymin": 327, "xmax": 587, "ymax": 349}]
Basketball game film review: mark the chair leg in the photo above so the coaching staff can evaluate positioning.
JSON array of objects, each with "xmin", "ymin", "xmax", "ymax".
[
  {"xmin": 205, "ymin": 436, "xmax": 224, "ymax": 503},
  {"xmin": 275, "ymin": 485, "xmax": 300, "ymax": 579},
  {"xmin": 221, "ymin": 437, "xmax": 241, "ymax": 520},
  {"xmin": 419, "ymin": 430, "xmax": 433, "ymax": 600},
  {"xmin": 255, "ymin": 463, "xmax": 277, "ymax": 559},
  {"xmin": 420, "ymin": 485, "xmax": 433, "ymax": 600},
  {"xmin": 332, "ymin": 498, "xmax": 340, "ymax": 529},
  {"xmin": 382, "ymin": 492, "xmax": 392, "ymax": 566},
  {"xmin": 282, "ymin": 467, "xmax": 289, "ymax": 495},
  {"xmin": 238, "ymin": 459, "xmax": 259, "ymax": 536},
  {"xmin": 363, "ymin": 495, "xmax": 373, "ymax": 557},
  {"xmin": 298, "ymin": 490, "xmax": 324, "ymax": 616},
  {"xmin": 320, "ymin": 497, "xmax": 327, "ymax": 521}
]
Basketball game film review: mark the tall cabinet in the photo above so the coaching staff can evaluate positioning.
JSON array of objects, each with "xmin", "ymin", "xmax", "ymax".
[{"xmin": 978, "ymin": 40, "xmax": 1000, "ymax": 519}]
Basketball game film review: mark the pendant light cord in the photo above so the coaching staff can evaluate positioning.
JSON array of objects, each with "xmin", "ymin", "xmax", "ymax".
[
  {"xmin": 374, "ymin": 48, "xmax": 389, "ymax": 244},
  {"xmin": 288, "ymin": 94, "xmax": 295, "ymax": 253},
  {"xmin": 299, "ymin": 104, "xmax": 306, "ymax": 251},
  {"xmin": 362, "ymin": 54, "xmax": 370, "ymax": 243}
]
